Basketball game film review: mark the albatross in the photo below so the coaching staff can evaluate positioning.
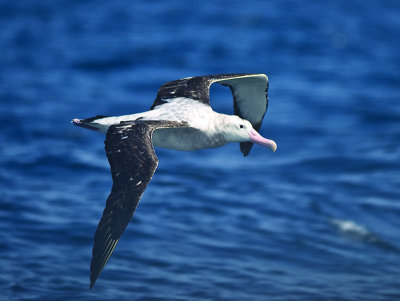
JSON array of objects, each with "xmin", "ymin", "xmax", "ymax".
[{"xmin": 72, "ymin": 73, "xmax": 277, "ymax": 289}]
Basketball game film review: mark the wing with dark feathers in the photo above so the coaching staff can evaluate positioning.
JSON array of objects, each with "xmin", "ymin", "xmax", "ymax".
[
  {"xmin": 90, "ymin": 120, "xmax": 189, "ymax": 289},
  {"xmin": 223, "ymin": 75, "xmax": 269, "ymax": 156},
  {"xmin": 151, "ymin": 74, "xmax": 269, "ymax": 156}
]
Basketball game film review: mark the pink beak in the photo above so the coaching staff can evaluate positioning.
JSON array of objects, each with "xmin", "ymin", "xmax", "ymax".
[{"xmin": 249, "ymin": 129, "xmax": 277, "ymax": 152}]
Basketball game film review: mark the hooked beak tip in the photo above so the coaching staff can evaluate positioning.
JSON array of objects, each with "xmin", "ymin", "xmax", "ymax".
[
  {"xmin": 270, "ymin": 141, "xmax": 278, "ymax": 152},
  {"xmin": 249, "ymin": 129, "xmax": 277, "ymax": 153}
]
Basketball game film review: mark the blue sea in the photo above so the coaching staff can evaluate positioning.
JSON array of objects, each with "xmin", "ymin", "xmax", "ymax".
[{"xmin": 1, "ymin": 0, "xmax": 399, "ymax": 300}]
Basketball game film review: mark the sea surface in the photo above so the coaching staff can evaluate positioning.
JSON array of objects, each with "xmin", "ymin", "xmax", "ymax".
[{"xmin": 1, "ymin": 0, "xmax": 399, "ymax": 300}]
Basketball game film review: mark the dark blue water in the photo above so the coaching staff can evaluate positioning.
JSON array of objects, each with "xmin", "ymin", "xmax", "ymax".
[{"xmin": 1, "ymin": 0, "xmax": 399, "ymax": 300}]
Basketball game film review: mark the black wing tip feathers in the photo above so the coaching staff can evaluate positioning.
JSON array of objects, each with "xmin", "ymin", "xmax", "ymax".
[{"xmin": 90, "ymin": 235, "xmax": 119, "ymax": 289}]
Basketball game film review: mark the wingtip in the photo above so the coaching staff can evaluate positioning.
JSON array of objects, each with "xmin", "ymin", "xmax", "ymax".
[{"xmin": 89, "ymin": 282, "xmax": 95, "ymax": 290}]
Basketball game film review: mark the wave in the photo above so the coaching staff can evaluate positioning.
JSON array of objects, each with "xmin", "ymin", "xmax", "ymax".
[
  {"xmin": 331, "ymin": 219, "xmax": 371, "ymax": 238},
  {"xmin": 330, "ymin": 218, "xmax": 400, "ymax": 254}
]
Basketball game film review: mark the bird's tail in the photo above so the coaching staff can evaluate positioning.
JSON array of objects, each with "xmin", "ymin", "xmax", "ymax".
[{"xmin": 71, "ymin": 115, "xmax": 108, "ymax": 131}]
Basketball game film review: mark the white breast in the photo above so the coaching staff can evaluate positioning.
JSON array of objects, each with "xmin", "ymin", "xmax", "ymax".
[{"xmin": 152, "ymin": 127, "xmax": 226, "ymax": 151}]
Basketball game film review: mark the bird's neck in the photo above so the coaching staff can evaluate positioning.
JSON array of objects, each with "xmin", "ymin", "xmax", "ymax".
[{"xmin": 211, "ymin": 114, "xmax": 240, "ymax": 142}]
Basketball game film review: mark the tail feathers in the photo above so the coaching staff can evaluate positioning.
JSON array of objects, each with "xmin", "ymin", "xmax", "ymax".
[
  {"xmin": 82, "ymin": 115, "xmax": 109, "ymax": 123},
  {"xmin": 72, "ymin": 115, "xmax": 108, "ymax": 131}
]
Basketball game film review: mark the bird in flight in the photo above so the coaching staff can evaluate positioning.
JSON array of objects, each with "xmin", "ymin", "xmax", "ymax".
[{"xmin": 72, "ymin": 73, "xmax": 277, "ymax": 288}]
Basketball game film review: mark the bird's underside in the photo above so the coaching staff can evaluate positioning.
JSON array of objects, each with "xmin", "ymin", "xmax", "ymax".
[{"xmin": 72, "ymin": 73, "xmax": 273, "ymax": 289}]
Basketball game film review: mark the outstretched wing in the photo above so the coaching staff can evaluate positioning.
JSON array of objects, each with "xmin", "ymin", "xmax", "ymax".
[
  {"xmin": 90, "ymin": 120, "xmax": 188, "ymax": 289},
  {"xmin": 151, "ymin": 74, "xmax": 269, "ymax": 156},
  {"xmin": 219, "ymin": 75, "xmax": 269, "ymax": 156}
]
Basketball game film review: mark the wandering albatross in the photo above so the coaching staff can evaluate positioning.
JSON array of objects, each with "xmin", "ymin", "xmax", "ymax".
[{"xmin": 72, "ymin": 73, "xmax": 277, "ymax": 289}]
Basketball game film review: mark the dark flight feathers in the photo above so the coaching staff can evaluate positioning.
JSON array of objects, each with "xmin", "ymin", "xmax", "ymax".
[{"xmin": 90, "ymin": 120, "xmax": 189, "ymax": 289}]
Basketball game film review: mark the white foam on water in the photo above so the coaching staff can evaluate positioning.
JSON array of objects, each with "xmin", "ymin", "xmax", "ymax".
[{"xmin": 330, "ymin": 219, "xmax": 371, "ymax": 237}]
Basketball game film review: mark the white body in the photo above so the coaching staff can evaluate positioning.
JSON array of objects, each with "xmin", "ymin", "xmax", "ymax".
[{"xmin": 92, "ymin": 98, "xmax": 241, "ymax": 151}]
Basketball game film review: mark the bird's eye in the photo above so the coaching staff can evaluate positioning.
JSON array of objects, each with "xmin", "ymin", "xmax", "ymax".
[{"xmin": 239, "ymin": 124, "xmax": 244, "ymax": 129}]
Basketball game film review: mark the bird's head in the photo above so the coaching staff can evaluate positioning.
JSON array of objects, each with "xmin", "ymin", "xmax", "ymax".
[{"xmin": 223, "ymin": 116, "xmax": 277, "ymax": 152}]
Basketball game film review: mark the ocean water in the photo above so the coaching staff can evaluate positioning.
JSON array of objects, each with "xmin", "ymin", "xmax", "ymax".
[{"xmin": 1, "ymin": 0, "xmax": 399, "ymax": 300}]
